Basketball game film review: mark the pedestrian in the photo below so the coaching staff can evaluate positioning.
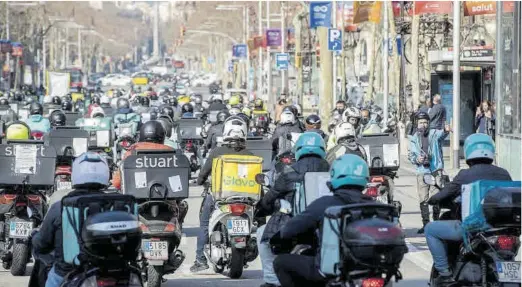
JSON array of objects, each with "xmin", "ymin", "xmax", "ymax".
[
  {"xmin": 407, "ymin": 112, "xmax": 450, "ymax": 234},
  {"xmin": 274, "ymin": 96, "xmax": 287, "ymax": 124},
  {"xmin": 475, "ymin": 100, "xmax": 495, "ymax": 139},
  {"xmin": 428, "ymin": 94, "xmax": 447, "ymax": 130},
  {"xmin": 418, "ymin": 95, "xmax": 431, "ymax": 114}
]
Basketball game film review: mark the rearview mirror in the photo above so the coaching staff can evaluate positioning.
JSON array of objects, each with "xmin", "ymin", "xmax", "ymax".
[
  {"xmin": 255, "ymin": 173, "xmax": 268, "ymax": 186},
  {"xmin": 423, "ymin": 174, "xmax": 436, "ymax": 186}
]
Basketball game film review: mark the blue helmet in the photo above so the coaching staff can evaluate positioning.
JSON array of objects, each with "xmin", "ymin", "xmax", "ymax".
[
  {"xmin": 464, "ymin": 133, "xmax": 495, "ymax": 162},
  {"xmin": 329, "ymin": 154, "xmax": 369, "ymax": 189},
  {"xmin": 293, "ymin": 131, "xmax": 326, "ymax": 161},
  {"xmin": 72, "ymin": 152, "xmax": 110, "ymax": 187}
]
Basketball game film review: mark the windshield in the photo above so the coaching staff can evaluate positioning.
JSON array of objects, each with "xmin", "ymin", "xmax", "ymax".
[{"xmin": 70, "ymin": 71, "xmax": 82, "ymax": 83}]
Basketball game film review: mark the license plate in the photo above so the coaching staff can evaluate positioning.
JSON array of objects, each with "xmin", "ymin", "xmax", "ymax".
[
  {"xmin": 227, "ymin": 220, "xmax": 250, "ymax": 235},
  {"xmin": 142, "ymin": 240, "xmax": 169, "ymax": 260},
  {"xmin": 57, "ymin": 181, "xmax": 72, "ymax": 191},
  {"xmin": 9, "ymin": 221, "xmax": 33, "ymax": 238},
  {"xmin": 496, "ymin": 261, "xmax": 521, "ymax": 283}
]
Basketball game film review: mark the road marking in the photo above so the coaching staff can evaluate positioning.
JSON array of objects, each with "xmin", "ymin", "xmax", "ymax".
[{"xmin": 404, "ymin": 239, "xmax": 433, "ymax": 272}]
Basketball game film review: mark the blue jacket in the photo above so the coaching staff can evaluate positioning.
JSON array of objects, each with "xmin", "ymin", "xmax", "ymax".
[
  {"xmin": 24, "ymin": 115, "xmax": 51, "ymax": 133},
  {"xmin": 407, "ymin": 129, "xmax": 448, "ymax": 174}
]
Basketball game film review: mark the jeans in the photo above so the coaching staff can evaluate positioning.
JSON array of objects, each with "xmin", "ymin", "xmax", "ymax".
[
  {"xmin": 196, "ymin": 194, "xmax": 214, "ymax": 262},
  {"xmin": 256, "ymin": 225, "xmax": 280, "ymax": 285},
  {"xmin": 45, "ymin": 266, "xmax": 64, "ymax": 287},
  {"xmin": 425, "ymin": 220, "xmax": 463, "ymax": 275},
  {"xmin": 274, "ymin": 254, "xmax": 325, "ymax": 287}
]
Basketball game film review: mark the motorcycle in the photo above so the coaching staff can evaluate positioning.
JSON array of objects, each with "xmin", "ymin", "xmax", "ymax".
[
  {"xmin": 424, "ymin": 174, "xmax": 521, "ymax": 287},
  {"xmin": 203, "ymin": 184, "xmax": 259, "ymax": 279}
]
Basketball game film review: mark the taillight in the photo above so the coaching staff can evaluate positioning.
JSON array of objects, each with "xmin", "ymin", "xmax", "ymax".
[
  {"xmin": 185, "ymin": 140, "xmax": 193, "ymax": 151},
  {"xmin": 139, "ymin": 222, "xmax": 149, "ymax": 233},
  {"xmin": 164, "ymin": 222, "xmax": 176, "ymax": 232},
  {"xmin": 281, "ymin": 157, "xmax": 292, "ymax": 164},
  {"xmin": 362, "ymin": 278, "xmax": 385, "ymax": 287},
  {"xmin": 97, "ymin": 277, "xmax": 117, "ymax": 287},
  {"xmin": 120, "ymin": 140, "xmax": 131, "ymax": 148},
  {"xmin": 371, "ymin": 176, "xmax": 385, "ymax": 183},
  {"xmin": 31, "ymin": 131, "xmax": 44, "ymax": 139},
  {"xmin": 488, "ymin": 235, "xmax": 519, "ymax": 251},
  {"xmin": 0, "ymin": 194, "xmax": 17, "ymax": 204},
  {"xmin": 15, "ymin": 202, "xmax": 27, "ymax": 207},
  {"xmin": 27, "ymin": 195, "xmax": 41, "ymax": 204},
  {"xmin": 222, "ymin": 203, "xmax": 246, "ymax": 215},
  {"xmin": 365, "ymin": 186, "xmax": 379, "ymax": 197}
]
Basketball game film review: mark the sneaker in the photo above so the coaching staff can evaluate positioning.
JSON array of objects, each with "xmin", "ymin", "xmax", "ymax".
[
  {"xmin": 190, "ymin": 260, "xmax": 209, "ymax": 273},
  {"xmin": 434, "ymin": 274, "xmax": 456, "ymax": 285},
  {"xmin": 417, "ymin": 227, "xmax": 425, "ymax": 234}
]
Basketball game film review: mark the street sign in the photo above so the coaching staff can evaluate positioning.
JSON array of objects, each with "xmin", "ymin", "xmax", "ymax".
[
  {"xmin": 328, "ymin": 28, "xmax": 342, "ymax": 51},
  {"xmin": 275, "ymin": 53, "xmax": 289, "ymax": 71},
  {"xmin": 232, "ymin": 44, "xmax": 247, "ymax": 58},
  {"xmin": 310, "ymin": 2, "xmax": 332, "ymax": 28},
  {"xmin": 228, "ymin": 61, "xmax": 234, "ymax": 72}
]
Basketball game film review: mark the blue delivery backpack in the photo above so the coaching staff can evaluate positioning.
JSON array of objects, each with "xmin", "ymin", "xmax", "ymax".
[
  {"xmin": 320, "ymin": 203, "xmax": 406, "ymax": 278},
  {"xmin": 61, "ymin": 193, "xmax": 141, "ymax": 265}
]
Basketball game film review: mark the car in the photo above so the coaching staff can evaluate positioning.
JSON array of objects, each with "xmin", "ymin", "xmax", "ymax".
[{"xmin": 99, "ymin": 74, "xmax": 132, "ymax": 87}]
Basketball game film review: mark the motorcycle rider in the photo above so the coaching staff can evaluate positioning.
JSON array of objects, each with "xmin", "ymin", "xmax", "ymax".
[
  {"xmin": 204, "ymin": 110, "xmax": 229, "ymax": 151},
  {"xmin": 256, "ymin": 132, "xmax": 330, "ymax": 287},
  {"xmin": 50, "ymin": 111, "xmax": 67, "ymax": 127},
  {"xmin": 424, "ymin": 133, "xmax": 511, "ymax": 285},
  {"xmin": 304, "ymin": 114, "xmax": 327, "ymax": 140},
  {"xmin": 51, "ymin": 96, "xmax": 62, "ymax": 106},
  {"xmin": 326, "ymin": 122, "xmax": 367, "ymax": 163},
  {"xmin": 190, "ymin": 116, "xmax": 253, "ymax": 273},
  {"xmin": 408, "ymin": 112, "xmax": 450, "ymax": 234},
  {"xmin": 61, "ymin": 100, "xmax": 73, "ymax": 112},
  {"xmin": 0, "ymin": 97, "xmax": 18, "ymax": 122},
  {"xmin": 181, "ymin": 103, "xmax": 194, "ymax": 118},
  {"xmin": 228, "ymin": 94, "xmax": 242, "ymax": 109},
  {"xmin": 100, "ymin": 95, "xmax": 111, "ymax": 108},
  {"xmin": 271, "ymin": 110, "xmax": 304, "ymax": 159},
  {"xmin": 208, "ymin": 94, "xmax": 227, "ymax": 112},
  {"xmin": 32, "ymin": 152, "xmax": 110, "ymax": 287},
  {"xmin": 115, "ymin": 97, "xmax": 133, "ymax": 115},
  {"xmin": 273, "ymin": 154, "xmax": 374, "ymax": 287},
  {"xmin": 326, "ymin": 106, "xmax": 361, "ymax": 150},
  {"xmin": 24, "ymin": 102, "xmax": 51, "ymax": 133},
  {"xmin": 360, "ymin": 108, "xmax": 371, "ymax": 131},
  {"xmin": 333, "ymin": 100, "xmax": 346, "ymax": 115}
]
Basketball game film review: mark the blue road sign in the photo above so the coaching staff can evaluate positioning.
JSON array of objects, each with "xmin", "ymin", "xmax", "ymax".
[
  {"xmin": 328, "ymin": 28, "xmax": 342, "ymax": 51},
  {"xmin": 310, "ymin": 2, "xmax": 332, "ymax": 28},
  {"xmin": 275, "ymin": 53, "xmax": 289, "ymax": 71},
  {"xmin": 232, "ymin": 44, "xmax": 247, "ymax": 58}
]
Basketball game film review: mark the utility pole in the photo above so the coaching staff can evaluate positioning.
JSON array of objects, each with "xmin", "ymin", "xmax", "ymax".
[
  {"xmin": 383, "ymin": 1, "xmax": 389, "ymax": 123},
  {"xmin": 452, "ymin": 0, "xmax": 460, "ymax": 169},
  {"xmin": 332, "ymin": 0, "xmax": 337, "ymax": 106},
  {"xmin": 266, "ymin": 0, "xmax": 272, "ymax": 105},
  {"xmin": 78, "ymin": 29, "xmax": 82, "ymax": 68},
  {"xmin": 43, "ymin": 36, "xmax": 46, "ymax": 87},
  {"xmin": 153, "ymin": 1, "xmax": 160, "ymax": 58},
  {"xmin": 65, "ymin": 27, "xmax": 70, "ymax": 67},
  {"xmin": 318, "ymin": 25, "xmax": 333, "ymax": 127},
  {"xmin": 245, "ymin": 5, "xmax": 251, "ymax": 98},
  {"xmin": 5, "ymin": 3, "xmax": 10, "ymax": 92},
  {"xmin": 258, "ymin": 0, "xmax": 263, "ymax": 100},
  {"xmin": 280, "ymin": 2, "xmax": 286, "ymax": 94},
  {"xmin": 411, "ymin": 4, "xmax": 420, "ymax": 110}
]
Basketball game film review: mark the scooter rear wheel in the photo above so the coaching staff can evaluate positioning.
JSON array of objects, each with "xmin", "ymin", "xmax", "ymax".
[{"xmin": 228, "ymin": 247, "xmax": 245, "ymax": 279}]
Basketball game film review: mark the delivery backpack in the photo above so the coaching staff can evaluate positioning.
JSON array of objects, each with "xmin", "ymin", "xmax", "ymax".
[
  {"xmin": 294, "ymin": 172, "xmax": 331, "ymax": 216},
  {"xmin": 277, "ymin": 132, "xmax": 301, "ymax": 156},
  {"xmin": 61, "ymin": 193, "xmax": 141, "ymax": 266}
]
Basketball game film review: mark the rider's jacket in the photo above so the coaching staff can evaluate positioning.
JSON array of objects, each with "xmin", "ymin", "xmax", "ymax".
[
  {"xmin": 205, "ymin": 122, "xmax": 224, "ymax": 150},
  {"xmin": 326, "ymin": 140, "xmax": 367, "ymax": 164},
  {"xmin": 24, "ymin": 114, "xmax": 51, "ymax": 133},
  {"xmin": 306, "ymin": 128, "xmax": 328, "ymax": 140},
  {"xmin": 32, "ymin": 189, "xmax": 105, "ymax": 277},
  {"xmin": 181, "ymin": 112, "xmax": 194, "ymax": 118},
  {"xmin": 208, "ymin": 102, "xmax": 227, "ymax": 112},
  {"xmin": 112, "ymin": 142, "xmax": 173, "ymax": 190},
  {"xmin": 428, "ymin": 163, "xmax": 512, "ymax": 206},
  {"xmin": 115, "ymin": 107, "xmax": 134, "ymax": 115},
  {"xmin": 257, "ymin": 156, "xmax": 330, "ymax": 242},
  {"xmin": 0, "ymin": 108, "xmax": 18, "ymax": 123},
  {"xmin": 196, "ymin": 145, "xmax": 253, "ymax": 186},
  {"xmin": 407, "ymin": 129, "xmax": 449, "ymax": 174},
  {"xmin": 271, "ymin": 123, "xmax": 304, "ymax": 154}
]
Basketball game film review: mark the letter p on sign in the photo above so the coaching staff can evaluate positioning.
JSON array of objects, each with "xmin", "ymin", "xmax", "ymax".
[
  {"xmin": 328, "ymin": 28, "xmax": 342, "ymax": 51},
  {"xmin": 330, "ymin": 29, "xmax": 340, "ymax": 40}
]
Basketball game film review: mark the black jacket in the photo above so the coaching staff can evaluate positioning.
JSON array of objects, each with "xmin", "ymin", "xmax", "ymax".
[
  {"xmin": 271, "ymin": 123, "xmax": 304, "ymax": 156},
  {"xmin": 204, "ymin": 122, "xmax": 224, "ymax": 150},
  {"xmin": 306, "ymin": 128, "xmax": 328, "ymax": 141},
  {"xmin": 32, "ymin": 189, "xmax": 105, "ymax": 277},
  {"xmin": 208, "ymin": 102, "xmax": 227, "ymax": 112},
  {"xmin": 196, "ymin": 145, "xmax": 254, "ymax": 185},
  {"xmin": 258, "ymin": 156, "xmax": 330, "ymax": 242},
  {"xmin": 428, "ymin": 163, "xmax": 512, "ymax": 205}
]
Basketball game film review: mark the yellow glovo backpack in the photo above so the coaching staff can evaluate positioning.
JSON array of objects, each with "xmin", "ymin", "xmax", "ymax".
[{"xmin": 211, "ymin": 155, "xmax": 263, "ymax": 200}]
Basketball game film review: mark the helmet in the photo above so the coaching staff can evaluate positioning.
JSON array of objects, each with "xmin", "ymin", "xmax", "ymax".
[
  {"xmin": 334, "ymin": 122, "xmax": 357, "ymax": 144},
  {"xmin": 305, "ymin": 114, "xmax": 321, "ymax": 129},
  {"xmin": 90, "ymin": 106, "xmax": 105, "ymax": 118},
  {"xmin": 293, "ymin": 132, "xmax": 326, "ymax": 161},
  {"xmin": 139, "ymin": 121, "xmax": 166, "ymax": 143},
  {"xmin": 178, "ymin": 95, "xmax": 190, "ymax": 105},
  {"xmin": 181, "ymin": 103, "xmax": 194, "ymax": 113},
  {"xmin": 229, "ymin": 107, "xmax": 241, "ymax": 116},
  {"xmin": 242, "ymin": 107, "xmax": 252, "ymax": 118},
  {"xmin": 156, "ymin": 118, "xmax": 173, "ymax": 138},
  {"xmin": 416, "ymin": 111, "xmax": 430, "ymax": 121},
  {"xmin": 29, "ymin": 102, "xmax": 44, "ymax": 115},
  {"xmin": 5, "ymin": 122, "xmax": 31, "ymax": 140},
  {"xmin": 0, "ymin": 98, "xmax": 9, "ymax": 106},
  {"xmin": 342, "ymin": 107, "xmax": 361, "ymax": 123},
  {"xmin": 167, "ymin": 97, "xmax": 178, "ymax": 107},
  {"xmin": 140, "ymin": 96, "xmax": 150, "ymax": 107},
  {"xmin": 228, "ymin": 95, "xmax": 240, "ymax": 106},
  {"xmin": 212, "ymin": 94, "xmax": 223, "ymax": 103},
  {"xmin": 236, "ymin": 113, "xmax": 251, "ymax": 128},
  {"xmin": 282, "ymin": 105, "xmax": 298, "ymax": 117},
  {"xmin": 63, "ymin": 94, "xmax": 73, "ymax": 102},
  {"xmin": 222, "ymin": 116, "xmax": 248, "ymax": 142},
  {"xmin": 74, "ymin": 101, "xmax": 85, "ymax": 112},
  {"xmin": 463, "ymin": 133, "xmax": 495, "ymax": 163},
  {"xmin": 100, "ymin": 96, "xmax": 110, "ymax": 105},
  {"xmin": 217, "ymin": 110, "xmax": 230, "ymax": 123},
  {"xmin": 279, "ymin": 111, "xmax": 296, "ymax": 125},
  {"xmin": 50, "ymin": 111, "xmax": 67, "ymax": 127},
  {"xmin": 193, "ymin": 94, "xmax": 202, "ymax": 104},
  {"xmin": 161, "ymin": 106, "xmax": 175, "ymax": 120},
  {"xmin": 92, "ymin": 96, "xmax": 101, "ymax": 105},
  {"xmin": 254, "ymin": 99, "xmax": 263, "ymax": 109},
  {"xmin": 329, "ymin": 154, "xmax": 369, "ymax": 189},
  {"xmin": 61, "ymin": 100, "xmax": 73, "ymax": 111},
  {"xmin": 72, "ymin": 152, "xmax": 110, "ymax": 188},
  {"xmin": 52, "ymin": 96, "xmax": 62, "ymax": 105},
  {"xmin": 117, "ymin": 98, "xmax": 130, "ymax": 110},
  {"xmin": 223, "ymin": 93, "xmax": 231, "ymax": 102}
]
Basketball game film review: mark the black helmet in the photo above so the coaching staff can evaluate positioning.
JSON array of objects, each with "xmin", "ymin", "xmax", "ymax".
[
  {"xmin": 50, "ymin": 111, "xmax": 66, "ymax": 127},
  {"xmin": 74, "ymin": 101, "xmax": 85, "ymax": 112},
  {"xmin": 29, "ymin": 102, "xmax": 43, "ymax": 115},
  {"xmin": 416, "ymin": 112, "xmax": 430, "ymax": 121},
  {"xmin": 61, "ymin": 100, "xmax": 73, "ymax": 111},
  {"xmin": 0, "ymin": 98, "xmax": 9, "ymax": 106},
  {"xmin": 92, "ymin": 96, "xmax": 101, "ymax": 105},
  {"xmin": 139, "ymin": 121, "xmax": 165, "ymax": 143},
  {"xmin": 14, "ymin": 93, "xmax": 24, "ymax": 102},
  {"xmin": 117, "ymin": 98, "xmax": 130, "ymax": 110},
  {"xmin": 181, "ymin": 103, "xmax": 193, "ymax": 114},
  {"xmin": 217, "ymin": 110, "xmax": 229, "ymax": 123},
  {"xmin": 140, "ymin": 97, "xmax": 150, "ymax": 107},
  {"xmin": 305, "ymin": 114, "xmax": 321, "ymax": 126},
  {"xmin": 161, "ymin": 106, "xmax": 175, "ymax": 120},
  {"xmin": 52, "ymin": 96, "xmax": 62, "ymax": 105},
  {"xmin": 156, "ymin": 118, "xmax": 173, "ymax": 138},
  {"xmin": 63, "ymin": 94, "xmax": 73, "ymax": 102},
  {"xmin": 168, "ymin": 97, "xmax": 178, "ymax": 107}
]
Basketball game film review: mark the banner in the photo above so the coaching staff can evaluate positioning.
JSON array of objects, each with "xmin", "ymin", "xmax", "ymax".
[
  {"xmin": 48, "ymin": 72, "xmax": 70, "ymax": 98},
  {"xmin": 393, "ymin": 1, "xmax": 413, "ymax": 17},
  {"xmin": 265, "ymin": 29, "xmax": 282, "ymax": 47},
  {"xmin": 336, "ymin": 2, "xmax": 343, "ymax": 29},
  {"xmin": 232, "ymin": 44, "xmax": 247, "ymax": 58},
  {"xmin": 353, "ymin": 1, "xmax": 382, "ymax": 24},
  {"xmin": 309, "ymin": 2, "xmax": 332, "ymax": 28},
  {"xmin": 11, "ymin": 42, "xmax": 23, "ymax": 57},
  {"xmin": 464, "ymin": 1, "xmax": 495, "ymax": 16},
  {"xmin": 343, "ymin": 2, "xmax": 358, "ymax": 32},
  {"xmin": 503, "ymin": 1, "xmax": 515, "ymax": 13},
  {"xmin": 414, "ymin": 1, "xmax": 452, "ymax": 15}
]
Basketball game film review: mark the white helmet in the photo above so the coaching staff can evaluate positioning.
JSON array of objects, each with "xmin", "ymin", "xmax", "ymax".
[
  {"xmin": 280, "ymin": 111, "xmax": 296, "ymax": 125},
  {"xmin": 229, "ymin": 107, "xmax": 241, "ymax": 116},
  {"xmin": 342, "ymin": 107, "xmax": 361, "ymax": 124},
  {"xmin": 334, "ymin": 122, "xmax": 357, "ymax": 144},
  {"xmin": 222, "ymin": 116, "xmax": 248, "ymax": 142},
  {"xmin": 211, "ymin": 93, "xmax": 223, "ymax": 102},
  {"xmin": 100, "ymin": 95, "xmax": 110, "ymax": 105},
  {"xmin": 223, "ymin": 93, "xmax": 231, "ymax": 102}
]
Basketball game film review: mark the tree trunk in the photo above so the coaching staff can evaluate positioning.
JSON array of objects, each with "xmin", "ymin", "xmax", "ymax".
[
  {"xmin": 411, "ymin": 11, "xmax": 420, "ymax": 111},
  {"xmin": 366, "ymin": 22, "xmax": 377, "ymax": 101},
  {"xmin": 387, "ymin": 0, "xmax": 400, "ymax": 103}
]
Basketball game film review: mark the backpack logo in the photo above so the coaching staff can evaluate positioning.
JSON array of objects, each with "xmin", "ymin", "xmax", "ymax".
[{"xmin": 354, "ymin": 165, "xmax": 363, "ymax": 176}]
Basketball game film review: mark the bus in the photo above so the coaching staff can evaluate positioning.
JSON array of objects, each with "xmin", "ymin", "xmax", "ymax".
[{"xmin": 62, "ymin": 67, "xmax": 84, "ymax": 92}]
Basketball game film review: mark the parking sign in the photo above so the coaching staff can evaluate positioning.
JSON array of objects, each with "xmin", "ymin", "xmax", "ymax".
[
  {"xmin": 328, "ymin": 28, "xmax": 342, "ymax": 51},
  {"xmin": 275, "ymin": 53, "xmax": 289, "ymax": 71}
]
